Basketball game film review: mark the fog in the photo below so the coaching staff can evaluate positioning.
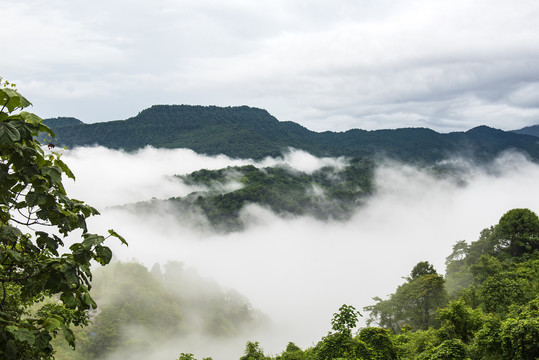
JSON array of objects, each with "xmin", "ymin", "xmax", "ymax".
[{"xmin": 60, "ymin": 146, "xmax": 539, "ymax": 359}]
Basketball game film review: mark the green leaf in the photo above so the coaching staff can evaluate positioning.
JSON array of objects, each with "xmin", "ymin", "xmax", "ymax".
[
  {"xmin": 82, "ymin": 293, "xmax": 97, "ymax": 309},
  {"xmin": 41, "ymin": 166, "xmax": 62, "ymax": 185},
  {"xmin": 95, "ymin": 245, "xmax": 113, "ymax": 265},
  {"xmin": 0, "ymin": 122, "xmax": 21, "ymax": 145},
  {"xmin": 26, "ymin": 191, "xmax": 46, "ymax": 207},
  {"xmin": 10, "ymin": 119, "xmax": 32, "ymax": 140},
  {"xmin": 36, "ymin": 232, "xmax": 60, "ymax": 255},
  {"xmin": 34, "ymin": 331, "xmax": 52, "ymax": 350},
  {"xmin": 43, "ymin": 316, "xmax": 63, "ymax": 331},
  {"xmin": 60, "ymin": 293, "xmax": 78, "ymax": 308},
  {"xmin": 19, "ymin": 111, "xmax": 42, "ymax": 126},
  {"xmin": 5, "ymin": 325, "xmax": 18, "ymax": 334},
  {"xmin": 37, "ymin": 123, "xmax": 55, "ymax": 137},
  {"xmin": 11, "ymin": 327, "xmax": 35, "ymax": 345},
  {"xmin": 63, "ymin": 327, "xmax": 76, "ymax": 348},
  {"xmin": 0, "ymin": 225, "xmax": 22, "ymax": 240},
  {"xmin": 72, "ymin": 248, "xmax": 92, "ymax": 265},
  {"xmin": 55, "ymin": 158, "xmax": 75, "ymax": 180},
  {"xmin": 5, "ymin": 249, "xmax": 22, "ymax": 262},
  {"xmin": 108, "ymin": 229, "xmax": 128, "ymax": 246},
  {"xmin": 0, "ymin": 88, "xmax": 32, "ymax": 113},
  {"xmin": 81, "ymin": 233, "xmax": 104, "ymax": 250}
]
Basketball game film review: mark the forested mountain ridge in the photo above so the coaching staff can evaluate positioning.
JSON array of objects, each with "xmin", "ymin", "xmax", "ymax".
[
  {"xmin": 513, "ymin": 124, "xmax": 539, "ymax": 137},
  {"xmin": 126, "ymin": 159, "xmax": 375, "ymax": 232},
  {"xmin": 43, "ymin": 105, "xmax": 539, "ymax": 162}
]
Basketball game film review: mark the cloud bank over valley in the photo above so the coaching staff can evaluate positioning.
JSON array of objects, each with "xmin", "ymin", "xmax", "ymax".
[{"xmin": 57, "ymin": 146, "xmax": 539, "ymax": 357}]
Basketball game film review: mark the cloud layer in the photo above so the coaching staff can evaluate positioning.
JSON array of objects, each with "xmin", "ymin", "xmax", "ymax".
[
  {"xmin": 59, "ymin": 146, "xmax": 539, "ymax": 357},
  {"xmin": 3, "ymin": 0, "xmax": 539, "ymax": 132}
]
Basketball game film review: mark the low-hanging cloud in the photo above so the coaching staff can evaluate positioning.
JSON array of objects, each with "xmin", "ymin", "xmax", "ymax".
[
  {"xmin": 61, "ymin": 146, "xmax": 348, "ymax": 208},
  {"xmin": 60, "ymin": 146, "xmax": 539, "ymax": 358}
]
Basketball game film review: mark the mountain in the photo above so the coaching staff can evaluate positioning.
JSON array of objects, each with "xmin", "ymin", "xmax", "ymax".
[
  {"xmin": 43, "ymin": 105, "xmax": 539, "ymax": 162},
  {"xmin": 513, "ymin": 124, "xmax": 539, "ymax": 137},
  {"xmin": 126, "ymin": 159, "xmax": 375, "ymax": 232}
]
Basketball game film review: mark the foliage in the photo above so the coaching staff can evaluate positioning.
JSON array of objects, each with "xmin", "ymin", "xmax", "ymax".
[
  {"xmin": 495, "ymin": 208, "xmax": 539, "ymax": 258},
  {"xmin": 498, "ymin": 297, "xmax": 539, "ymax": 360},
  {"xmin": 240, "ymin": 341, "xmax": 270, "ymax": 360},
  {"xmin": 358, "ymin": 327, "xmax": 397, "ymax": 359},
  {"xmin": 436, "ymin": 301, "xmax": 483, "ymax": 343},
  {"xmin": 275, "ymin": 342, "xmax": 307, "ymax": 360},
  {"xmin": 427, "ymin": 339, "xmax": 469, "ymax": 360},
  {"xmin": 129, "ymin": 159, "xmax": 374, "ymax": 232},
  {"xmin": 331, "ymin": 304, "xmax": 361, "ymax": 336},
  {"xmin": 364, "ymin": 262, "xmax": 448, "ymax": 332},
  {"xmin": 178, "ymin": 354, "xmax": 196, "ymax": 360},
  {"xmin": 0, "ymin": 81, "xmax": 125, "ymax": 359}
]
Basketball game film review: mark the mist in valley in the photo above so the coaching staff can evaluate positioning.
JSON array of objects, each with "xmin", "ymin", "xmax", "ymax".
[{"xmin": 58, "ymin": 146, "xmax": 539, "ymax": 359}]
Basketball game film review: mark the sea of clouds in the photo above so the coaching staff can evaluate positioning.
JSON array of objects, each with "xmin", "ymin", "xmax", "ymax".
[{"xmin": 58, "ymin": 146, "xmax": 539, "ymax": 359}]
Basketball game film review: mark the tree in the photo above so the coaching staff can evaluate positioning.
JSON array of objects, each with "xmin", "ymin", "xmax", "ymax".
[
  {"xmin": 499, "ymin": 297, "xmax": 539, "ymax": 360},
  {"xmin": 358, "ymin": 327, "xmax": 397, "ymax": 359},
  {"xmin": 410, "ymin": 261, "xmax": 437, "ymax": 279},
  {"xmin": 495, "ymin": 208, "xmax": 539, "ymax": 258},
  {"xmin": 275, "ymin": 342, "xmax": 306, "ymax": 360},
  {"xmin": 330, "ymin": 304, "xmax": 360, "ymax": 336},
  {"xmin": 365, "ymin": 262, "xmax": 447, "ymax": 332},
  {"xmin": 0, "ymin": 80, "xmax": 126, "ymax": 359},
  {"xmin": 239, "ymin": 341, "xmax": 269, "ymax": 360},
  {"xmin": 314, "ymin": 305, "xmax": 371, "ymax": 359},
  {"xmin": 436, "ymin": 300, "xmax": 483, "ymax": 344}
]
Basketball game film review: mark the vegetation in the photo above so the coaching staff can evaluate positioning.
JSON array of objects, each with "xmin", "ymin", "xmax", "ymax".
[
  {"xmin": 126, "ymin": 158, "xmax": 375, "ymax": 232},
  {"xmin": 513, "ymin": 124, "xmax": 539, "ymax": 137},
  {"xmin": 0, "ymin": 80, "xmax": 125, "ymax": 359},
  {"xmin": 43, "ymin": 104, "xmax": 539, "ymax": 163}
]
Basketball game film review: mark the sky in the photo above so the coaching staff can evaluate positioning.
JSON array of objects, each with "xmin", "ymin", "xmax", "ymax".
[
  {"xmin": 3, "ymin": 0, "xmax": 539, "ymax": 132},
  {"xmin": 59, "ymin": 146, "xmax": 539, "ymax": 358}
]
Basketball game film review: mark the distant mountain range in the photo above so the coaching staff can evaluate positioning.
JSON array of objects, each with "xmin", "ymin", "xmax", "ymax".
[
  {"xmin": 513, "ymin": 124, "xmax": 539, "ymax": 138},
  {"xmin": 42, "ymin": 105, "xmax": 539, "ymax": 163}
]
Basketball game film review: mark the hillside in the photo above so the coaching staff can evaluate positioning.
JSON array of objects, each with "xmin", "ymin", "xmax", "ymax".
[
  {"xmin": 513, "ymin": 124, "xmax": 539, "ymax": 137},
  {"xmin": 125, "ymin": 159, "xmax": 375, "ymax": 232},
  {"xmin": 43, "ymin": 105, "xmax": 539, "ymax": 163}
]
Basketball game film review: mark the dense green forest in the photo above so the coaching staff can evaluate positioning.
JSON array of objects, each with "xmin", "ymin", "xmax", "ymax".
[
  {"xmin": 43, "ymin": 105, "xmax": 539, "ymax": 163},
  {"xmin": 125, "ymin": 158, "xmax": 376, "ymax": 232}
]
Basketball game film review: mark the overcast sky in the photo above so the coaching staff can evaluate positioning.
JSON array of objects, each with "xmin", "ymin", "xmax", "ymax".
[{"xmin": 3, "ymin": 0, "xmax": 539, "ymax": 132}]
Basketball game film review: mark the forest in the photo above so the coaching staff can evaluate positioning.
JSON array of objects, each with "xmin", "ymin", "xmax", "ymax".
[
  {"xmin": 125, "ymin": 158, "xmax": 376, "ymax": 232},
  {"xmin": 43, "ymin": 105, "xmax": 539, "ymax": 163}
]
